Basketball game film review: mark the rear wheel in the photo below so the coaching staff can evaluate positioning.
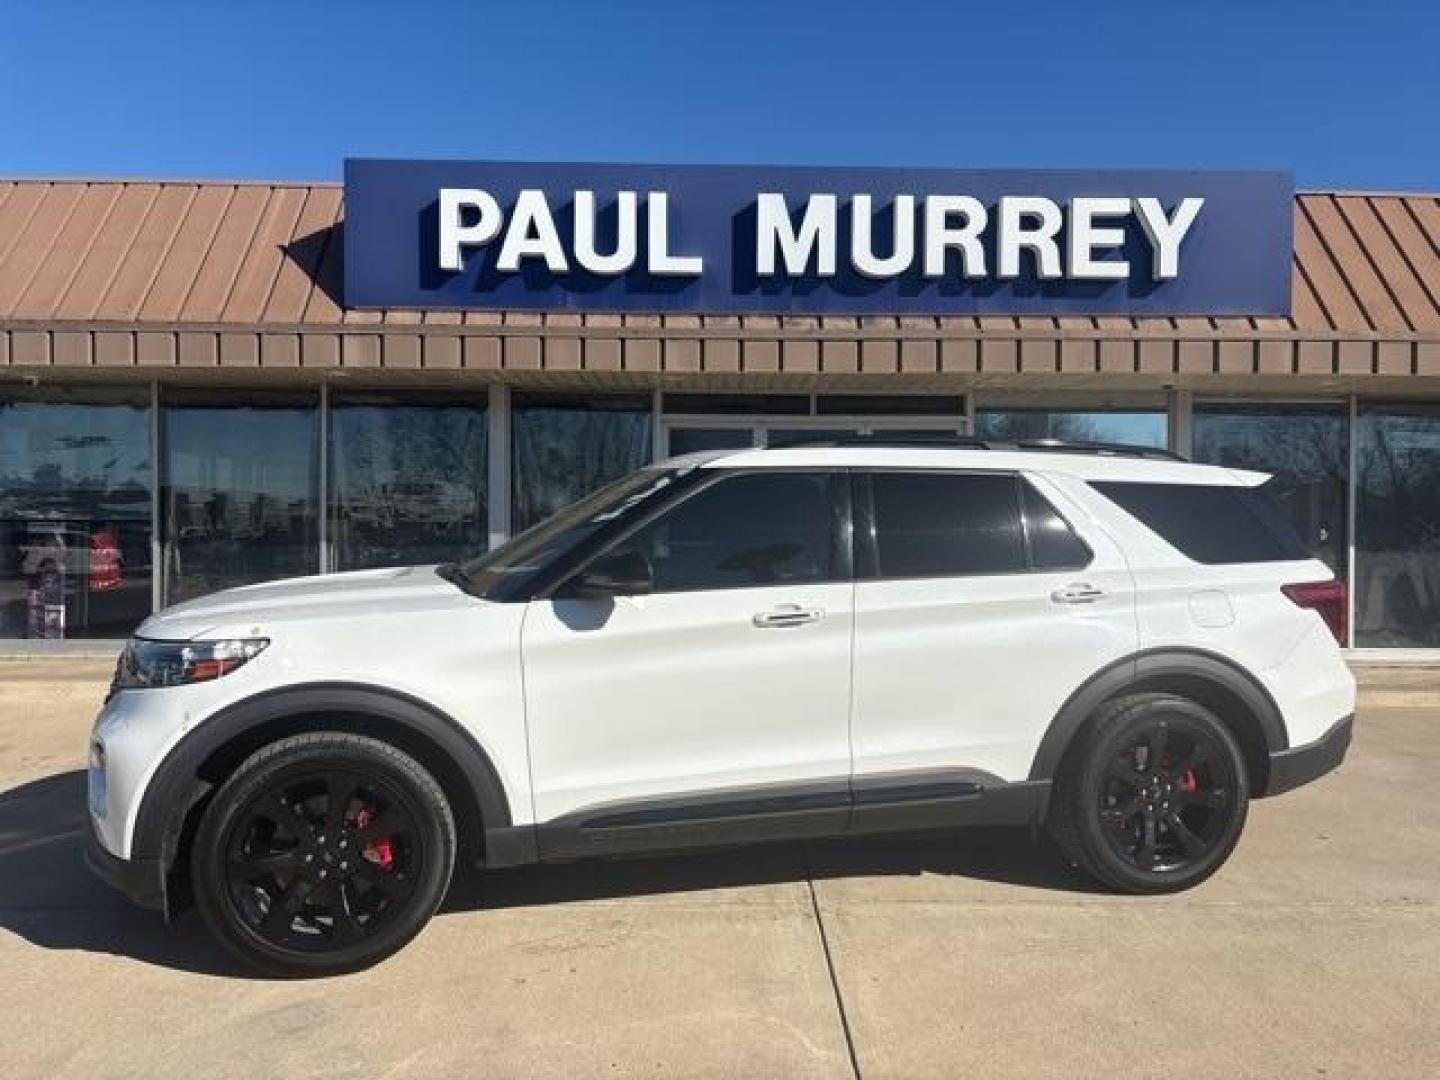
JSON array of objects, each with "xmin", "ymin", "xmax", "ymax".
[
  {"xmin": 192, "ymin": 732, "xmax": 456, "ymax": 977},
  {"xmin": 1049, "ymin": 693, "xmax": 1249, "ymax": 893}
]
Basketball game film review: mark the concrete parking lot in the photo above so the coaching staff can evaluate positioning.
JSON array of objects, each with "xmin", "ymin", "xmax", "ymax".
[{"xmin": 1, "ymin": 660, "xmax": 1436, "ymax": 1079}]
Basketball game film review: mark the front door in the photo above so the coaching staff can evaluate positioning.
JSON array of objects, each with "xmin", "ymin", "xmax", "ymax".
[{"xmin": 521, "ymin": 469, "xmax": 854, "ymax": 853}]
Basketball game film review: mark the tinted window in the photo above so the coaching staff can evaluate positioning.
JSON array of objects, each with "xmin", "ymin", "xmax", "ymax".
[
  {"xmin": 869, "ymin": 473, "xmax": 1025, "ymax": 577},
  {"xmin": 462, "ymin": 468, "xmax": 680, "ymax": 599},
  {"xmin": 1092, "ymin": 481, "xmax": 1309, "ymax": 564},
  {"xmin": 1020, "ymin": 481, "xmax": 1092, "ymax": 569},
  {"xmin": 618, "ymin": 472, "xmax": 836, "ymax": 593}
]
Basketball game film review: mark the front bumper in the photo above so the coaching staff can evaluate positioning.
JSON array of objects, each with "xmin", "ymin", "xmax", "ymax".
[
  {"xmin": 1263, "ymin": 713, "xmax": 1354, "ymax": 796},
  {"xmin": 86, "ymin": 815, "xmax": 167, "ymax": 912}
]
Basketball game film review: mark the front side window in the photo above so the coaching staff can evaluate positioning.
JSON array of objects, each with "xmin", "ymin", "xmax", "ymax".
[
  {"xmin": 460, "ymin": 468, "xmax": 680, "ymax": 600},
  {"xmin": 867, "ymin": 472, "xmax": 1026, "ymax": 578},
  {"xmin": 612, "ymin": 471, "xmax": 838, "ymax": 594}
]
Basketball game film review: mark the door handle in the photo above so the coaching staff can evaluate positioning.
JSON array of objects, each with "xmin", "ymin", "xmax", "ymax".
[
  {"xmin": 1051, "ymin": 582, "xmax": 1107, "ymax": 605},
  {"xmin": 753, "ymin": 604, "xmax": 824, "ymax": 628}
]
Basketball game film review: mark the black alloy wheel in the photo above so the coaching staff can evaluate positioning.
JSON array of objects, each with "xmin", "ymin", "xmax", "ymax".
[
  {"xmin": 1096, "ymin": 715, "xmax": 1238, "ymax": 873},
  {"xmin": 223, "ymin": 769, "xmax": 421, "ymax": 950},
  {"xmin": 1049, "ymin": 693, "xmax": 1250, "ymax": 894},
  {"xmin": 193, "ymin": 733, "xmax": 455, "ymax": 977}
]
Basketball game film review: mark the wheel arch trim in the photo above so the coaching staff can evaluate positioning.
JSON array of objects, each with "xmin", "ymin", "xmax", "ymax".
[
  {"xmin": 1026, "ymin": 647, "xmax": 1288, "ymax": 784},
  {"xmin": 129, "ymin": 682, "xmax": 515, "ymax": 871}
]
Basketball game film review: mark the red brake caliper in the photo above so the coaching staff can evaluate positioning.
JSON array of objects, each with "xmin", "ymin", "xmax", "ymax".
[
  {"xmin": 354, "ymin": 805, "xmax": 395, "ymax": 870},
  {"xmin": 1179, "ymin": 769, "xmax": 1198, "ymax": 794}
]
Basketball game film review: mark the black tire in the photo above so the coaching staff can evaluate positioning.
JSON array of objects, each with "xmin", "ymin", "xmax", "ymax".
[
  {"xmin": 192, "ymin": 732, "xmax": 456, "ymax": 977},
  {"xmin": 1048, "ymin": 693, "xmax": 1249, "ymax": 894}
]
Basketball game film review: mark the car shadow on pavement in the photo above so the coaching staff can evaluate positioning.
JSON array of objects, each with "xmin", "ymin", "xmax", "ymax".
[
  {"xmin": 0, "ymin": 770, "xmax": 239, "ymax": 976},
  {"xmin": 2, "ymin": 769, "xmax": 1094, "ymax": 977},
  {"xmin": 445, "ymin": 823, "xmax": 1094, "ymax": 914}
]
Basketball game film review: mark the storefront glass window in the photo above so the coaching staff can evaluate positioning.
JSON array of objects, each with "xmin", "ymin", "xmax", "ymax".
[
  {"xmin": 511, "ymin": 393, "xmax": 652, "ymax": 533},
  {"xmin": 1193, "ymin": 405, "xmax": 1348, "ymax": 579},
  {"xmin": 330, "ymin": 394, "xmax": 488, "ymax": 570},
  {"xmin": 1355, "ymin": 404, "xmax": 1440, "ymax": 647},
  {"xmin": 161, "ymin": 394, "xmax": 319, "ymax": 605},
  {"xmin": 976, "ymin": 409, "xmax": 1168, "ymax": 448},
  {"xmin": 667, "ymin": 428, "xmax": 752, "ymax": 456},
  {"xmin": 0, "ymin": 391, "xmax": 152, "ymax": 639}
]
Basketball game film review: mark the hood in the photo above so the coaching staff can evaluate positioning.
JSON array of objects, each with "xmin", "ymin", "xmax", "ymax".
[{"xmin": 137, "ymin": 564, "xmax": 477, "ymax": 640}]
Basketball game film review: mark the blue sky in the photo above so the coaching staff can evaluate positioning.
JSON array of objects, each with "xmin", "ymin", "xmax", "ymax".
[{"xmin": 1, "ymin": 1, "xmax": 1435, "ymax": 189}]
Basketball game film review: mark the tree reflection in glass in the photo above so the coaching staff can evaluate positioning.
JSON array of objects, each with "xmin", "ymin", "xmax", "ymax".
[
  {"xmin": 1355, "ymin": 406, "xmax": 1440, "ymax": 647},
  {"xmin": 511, "ymin": 395, "xmax": 652, "ymax": 533},
  {"xmin": 1193, "ymin": 406, "xmax": 1348, "ymax": 579},
  {"xmin": 162, "ymin": 401, "xmax": 318, "ymax": 604},
  {"xmin": 330, "ymin": 398, "xmax": 488, "ymax": 570},
  {"xmin": 976, "ymin": 409, "xmax": 1168, "ymax": 449}
]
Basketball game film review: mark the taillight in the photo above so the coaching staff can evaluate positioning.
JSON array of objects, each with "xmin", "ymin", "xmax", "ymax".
[{"xmin": 1282, "ymin": 579, "xmax": 1348, "ymax": 646}]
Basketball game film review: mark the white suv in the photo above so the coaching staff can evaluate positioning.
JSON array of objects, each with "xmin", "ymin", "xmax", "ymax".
[{"xmin": 87, "ymin": 440, "xmax": 1355, "ymax": 976}]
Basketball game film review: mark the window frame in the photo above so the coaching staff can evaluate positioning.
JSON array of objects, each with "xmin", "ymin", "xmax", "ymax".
[
  {"xmin": 853, "ymin": 468, "xmax": 1092, "ymax": 583},
  {"xmin": 541, "ymin": 467, "xmax": 854, "ymax": 599}
]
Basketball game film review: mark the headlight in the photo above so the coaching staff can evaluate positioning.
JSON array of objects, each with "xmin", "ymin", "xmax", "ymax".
[{"xmin": 113, "ymin": 637, "xmax": 269, "ymax": 690}]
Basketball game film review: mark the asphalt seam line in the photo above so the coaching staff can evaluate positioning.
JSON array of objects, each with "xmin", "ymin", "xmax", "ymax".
[{"xmin": 805, "ymin": 861, "xmax": 863, "ymax": 1080}]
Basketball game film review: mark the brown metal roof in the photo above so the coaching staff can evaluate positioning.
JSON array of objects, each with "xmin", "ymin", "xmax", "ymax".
[{"xmin": 1, "ymin": 179, "xmax": 1438, "ymax": 380}]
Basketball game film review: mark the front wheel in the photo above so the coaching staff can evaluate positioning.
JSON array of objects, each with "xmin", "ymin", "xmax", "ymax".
[
  {"xmin": 1048, "ymin": 693, "xmax": 1249, "ymax": 894},
  {"xmin": 192, "ymin": 732, "xmax": 456, "ymax": 977}
]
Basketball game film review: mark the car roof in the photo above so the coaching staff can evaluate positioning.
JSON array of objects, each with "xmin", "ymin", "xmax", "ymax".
[{"xmin": 670, "ymin": 445, "xmax": 1268, "ymax": 486}]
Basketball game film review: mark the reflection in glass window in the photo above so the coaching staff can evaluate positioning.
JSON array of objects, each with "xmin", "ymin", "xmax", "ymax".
[
  {"xmin": 667, "ymin": 428, "xmax": 752, "ymax": 456},
  {"xmin": 511, "ymin": 394, "xmax": 651, "ymax": 533},
  {"xmin": 868, "ymin": 472, "xmax": 1025, "ymax": 578},
  {"xmin": 1193, "ymin": 405, "xmax": 1348, "ymax": 577},
  {"xmin": 976, "ymin": 409, "xmax": 1168, "ymax": 448},
  {"xmin": 619, "ymin": 472, "xmax": 836, "ymax": 593},
  {"xmin": 162, "ymin": 396, "xmax": 318, "ymax": 604},
  {"xmin": 0, "ymin": 392, "xmax": 152, "ymax": 638},
  {"xmin": 1355, "ymin": 405, "xmax": 1440, "ymax": 647},
  {"xmin": 330, "ymin": 396, "xmax": 488, "ymax": 571}
]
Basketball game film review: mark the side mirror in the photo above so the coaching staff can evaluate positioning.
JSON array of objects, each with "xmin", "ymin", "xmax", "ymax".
[{"xmin": 564, "ymin": 549, "xmax": 653, "ymax": 598}]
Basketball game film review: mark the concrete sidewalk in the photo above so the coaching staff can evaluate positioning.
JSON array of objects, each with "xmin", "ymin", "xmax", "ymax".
[{"xmin": 0, "ymin": 663, "xmax": 1436, "ymax": 1079}]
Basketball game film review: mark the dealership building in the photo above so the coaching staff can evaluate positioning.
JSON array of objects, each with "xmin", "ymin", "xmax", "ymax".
[{"xmin": 1, "ymin": 163, "xmax": 1438, "ymax": 651}]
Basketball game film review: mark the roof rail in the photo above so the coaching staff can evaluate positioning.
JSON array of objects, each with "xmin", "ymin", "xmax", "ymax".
[{"xmin": 767, "ymin": 433, "xmax": 1185, "ymax": 461}]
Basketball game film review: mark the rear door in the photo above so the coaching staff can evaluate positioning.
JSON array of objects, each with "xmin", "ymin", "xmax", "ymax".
[{"xmin": 849, "ymin": 468, "xmax": 1138, "ymax": 792}]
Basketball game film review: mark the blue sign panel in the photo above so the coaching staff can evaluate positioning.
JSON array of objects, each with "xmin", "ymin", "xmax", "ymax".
[{"xmin": 343, "ymin": 159, "xmax": 1293, "ymax": 316}]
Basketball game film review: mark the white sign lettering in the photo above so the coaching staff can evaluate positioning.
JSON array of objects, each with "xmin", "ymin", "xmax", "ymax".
[{"xmin": 437, "ymin": 188, "xmax": 1205, "ymax": 282}]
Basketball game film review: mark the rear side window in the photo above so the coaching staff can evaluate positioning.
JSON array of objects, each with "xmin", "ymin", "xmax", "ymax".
[
  {"xmin": 867, "ymin": 472, "xmax": 1026, "ymax": 577},
  {"xmin": 1091, "ymin": 480, "xmax": 1310, "ymax": 564}
]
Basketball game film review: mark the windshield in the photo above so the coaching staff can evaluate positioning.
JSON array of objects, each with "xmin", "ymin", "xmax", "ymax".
[{"xmin": 453, "ymin": 467, "xmax": 683, "ymax": 599}]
